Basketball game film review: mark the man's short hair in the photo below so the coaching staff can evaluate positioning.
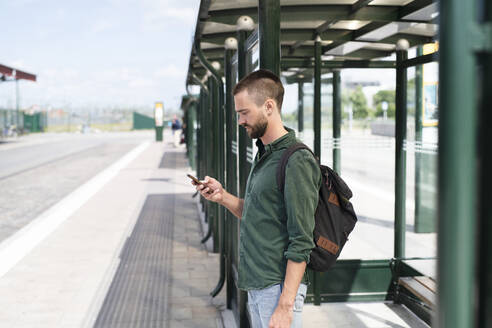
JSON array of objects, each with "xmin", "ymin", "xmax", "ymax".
[{"xmin": 233, "ymin": 69, "xmax": 284, "ymax": 111}]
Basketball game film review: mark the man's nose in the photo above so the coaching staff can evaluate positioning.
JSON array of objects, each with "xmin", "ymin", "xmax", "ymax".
[{"xmin": 238, "ymin": 116, "xmax": 245, "ymax": 125}]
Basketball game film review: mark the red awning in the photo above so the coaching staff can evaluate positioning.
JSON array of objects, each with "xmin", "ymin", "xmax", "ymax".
[
  {"xmin": 0, "ymin": 64, "xmax": 36, "ymax": 81},
  {"xmin": 15, "ymin": 70, "xmax": 36, "ymax": 81},
  {"xmin": 0, "ymin": 64, "xmax": 14, "ymax": 76}
]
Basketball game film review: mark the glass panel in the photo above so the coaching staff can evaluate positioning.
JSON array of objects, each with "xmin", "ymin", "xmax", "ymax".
[
  {"xmin": 232, "ymin": 59, "xmax": 239, "ymax": 187},
  {"xmin": 230, "ymin": 59, "xmax": 240, "ymax": 271},
  {"xmin": 337, "ymin": 68, "xmax": 397, "ymax": 260},
  {"xmin": 405, "ymin": 59, "xmax": 438, "ymax": 261},
  {"xmin": 247, "ymin": 40, "xmax": 259, "ymax": 159},
  {"xmin": 281, "ymin": 79, "xmax": 299, "ymax": 131},
  {"xmin": 321, "ymin": 74, "xmax": 333, "ymax": 168},
  {"xmin": 299, "ymin": 74, "xmax": 314, "ymax": 149},
  {"xmin": 251, "ymin": 43, "xmax": 259, "ymax": 71}
]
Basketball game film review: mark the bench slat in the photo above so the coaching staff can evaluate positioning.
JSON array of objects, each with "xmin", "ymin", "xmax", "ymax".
[{"xmin": 399, "ymin": 276, "xmax": 436, "ymax": 307}]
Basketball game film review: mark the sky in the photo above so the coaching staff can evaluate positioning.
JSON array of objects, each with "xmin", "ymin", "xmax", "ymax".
[
  {"xmin": 0, "ymin": 0, "xmax": 415, "ymax": 115},
  {"xmin": 0, "ymin": 0, "xmax": 200, "ymax": 112}
]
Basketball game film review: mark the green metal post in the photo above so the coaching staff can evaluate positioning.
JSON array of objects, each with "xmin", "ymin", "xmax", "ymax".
[
  {"xmin": 194, "ymin": 42, "xmax": 227, "ymax": 298},
  {"xmin": 188, "ymin": 101, "xmax": 197, "ymax": 171},
  {"xmin": 479, "ymin": 5, "xmax": 492, "ymax": 327},
  {"xmin": 196, "ymin": 93, "xmax": 201, "ymax": 178},
  {"xmin": 237, "ymin": 30, "xmax": 251, "ymax": 198},
  {"xmin": 479, "ymin": 26, "xmax": 492, "ymax": 328},
  {"xmin": 414, "ymin": 46, "xmax": 425, "ymax": 232},
  {"xmin": 155, "ymin": 126, "xmax": 163, "ymax": 141},
  {"xmin": 197, "ymin": 90, "xmax": 203, "ymax": 181},
  {"xmin": 332, "ymin": 70, "xmax": 341, "ymax": 174},
  {"xmin": 236, "ymin": 27, "xmax": 251, "ymax": 328},
  {"xmin": 15, "ymin": 79, "xmax": 20, "ymax": 130},
  {"xmin": 237, "ymin": 30, "xmax": 247, "ymax": 81},
  {"xmin": 314, "ymin": 36, "xmax": 322, "ymax": 160},
  {"xmin": 214, "ymin": 65, "xmax": 227, "ymax": 296},
  {"xmin": 394, "ymin": 41, "xmax": 408, "ymax": 259},
  {"xmin": 224, "ymin": 46, "xmax": 236, "ymax": 310},
  {"xmin": 438, "ymin": 0, "xmax": 477, "ymax": 326},
  {"xmin": 211, "ymin": 77, "xmax": 220, "ymax": 253},
  {"xmin": 185, "ymin": 102, "xmax": 190, "ymax": 158},
  {"xmin": 206, "ymin": 77, "xmax": 215, "ymax": 225},
  {"xmin": 198, "ymin": 87, "xmax": 204, "ymax": 207},
  {"xmin": 312, "ymin": 35, "xmax": 322, "ymax": 306},
  {"xmin": 200, "ymin": 88, "xmax": 207, "ymax": 213},
  {"xmin": 298, "ymin": 82, "xmax": 304, "ymax": 133},
  {"xmin": 258, "ymin": 0, "xmax": 280, "ymax": 76}
]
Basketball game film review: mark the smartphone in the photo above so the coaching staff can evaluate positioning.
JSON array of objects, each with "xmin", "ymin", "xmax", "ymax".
[{"xmin": 187, "ymin": 174, "xmax": 202, "ymax": 185}]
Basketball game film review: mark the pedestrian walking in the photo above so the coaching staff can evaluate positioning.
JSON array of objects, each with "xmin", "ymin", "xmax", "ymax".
[{"xmin": 171, "ymin": 115, "xmax": 182, "ymax": 147}]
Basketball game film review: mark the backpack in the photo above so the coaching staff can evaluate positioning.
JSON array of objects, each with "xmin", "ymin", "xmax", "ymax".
[{"xmin": 277, "ymin": 143, "xmax": 358, "ymax": 272}]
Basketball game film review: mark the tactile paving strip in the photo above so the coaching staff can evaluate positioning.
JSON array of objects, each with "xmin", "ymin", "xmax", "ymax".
[
  {"xmin": 94, "ymin": 154, "xmax": 177, "ymax": 327},
  {"xmin": 159, "ymin": 150, "xmax": 189, "ymax": 169}
]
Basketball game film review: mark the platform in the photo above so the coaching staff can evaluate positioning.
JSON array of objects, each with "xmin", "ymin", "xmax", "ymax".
[{"xmin": 0, "ymin": 131, "xmax": 428, "ymax": 327}]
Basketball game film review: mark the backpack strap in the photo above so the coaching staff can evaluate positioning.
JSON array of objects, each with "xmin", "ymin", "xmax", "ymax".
[{"xmin": 276, "ymin": 143, "xmax": 315, "ymax": 193}]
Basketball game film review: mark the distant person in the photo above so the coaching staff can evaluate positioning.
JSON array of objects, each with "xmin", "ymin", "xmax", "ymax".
[
  {"xmin": 171, "ymin": 115, "xmax": 182, "ymax": 147},
  {"xmin": 194, "ymin": 69, "xmax": 320, "ymax": 328},
  {"xmin": 181, "ymin": 121, "xmax": 186, "ymax": 144}
]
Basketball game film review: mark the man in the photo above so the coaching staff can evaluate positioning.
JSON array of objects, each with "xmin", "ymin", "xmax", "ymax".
[{"xmin": 195, "ymin": 69, "xmax": 320, "ymax": 328}]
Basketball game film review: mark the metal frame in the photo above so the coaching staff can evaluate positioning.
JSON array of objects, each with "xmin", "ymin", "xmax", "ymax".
[
  {"xmin": 394, "ymin": 46, "xmax": 408, "ymax": 259},
  {"xmin": 332, "ymin": 70, "xmax": 341, "ymax": 174},
  {"xmin": 186, "ymin": 0, "xmax": 437, "ymax": 82},
  {"xmin": 180, "ymin": 0, "xmax": 492, "ymax": 326},
  {"xmin": 437, "ymin": 0, "xmax": 490, "ymax": 327}
]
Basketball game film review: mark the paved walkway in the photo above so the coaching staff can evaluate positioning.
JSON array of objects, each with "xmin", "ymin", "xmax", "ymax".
[
  {"xmin": 0, "ymin": 131, "xmax": 225, "ymax": 327},
  {"xmin": 0, "ymin": 130, "xmax": 428, "ymax": 328}
]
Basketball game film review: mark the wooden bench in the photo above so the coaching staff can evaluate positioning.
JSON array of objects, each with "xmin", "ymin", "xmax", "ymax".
[{"xmin": 398, "ymin": 276, "xmax": 436, "ymax": 308}]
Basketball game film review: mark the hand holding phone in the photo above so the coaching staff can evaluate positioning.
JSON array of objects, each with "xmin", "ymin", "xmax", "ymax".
[
  {"xmin": 187, "ymin": 174, "xmax": 202, "ymax": 185},
  {"xmin": 189, "ymin": 175, "xmax": 223, "ymax": 202}
]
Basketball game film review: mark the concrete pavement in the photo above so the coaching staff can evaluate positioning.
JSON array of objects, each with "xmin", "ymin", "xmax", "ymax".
[
  {"xmin": 0, "ymin": 131, "xmax": 152, "ymax": 243},
  {"xmin": 0, "ymin": 131, "xmax": 225, "ymax": 327},
  {"xmin": 0, "ymin": 129, "xmax": 429, "ymax": 327}
]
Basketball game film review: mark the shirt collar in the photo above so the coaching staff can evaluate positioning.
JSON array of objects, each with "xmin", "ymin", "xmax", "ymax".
[{"xmin": 255, "ymin": 126, "xmax": 296, "ymax": 155}]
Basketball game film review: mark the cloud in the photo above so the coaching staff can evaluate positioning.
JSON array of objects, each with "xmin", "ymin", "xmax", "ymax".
[
  {"xmin": 163, "ymin": 7, "xmax": 196, "ymax": 24},
  {"xmin": 9, "ymin": 0, "xmax": 42, "ymax": 6},
  {"xmin": 91, "ymin": 19, "xmax": 118, "ymax": 33},
  {"xmin": 154, "ymin": 65, "xmax": 183, "ymax": 79},
  {"xmin": 38, "ymin": 68, "xmax": 80, "ymax": 83},
  {"xmin": 141, "ymin": 1, "xmax": 197, "ymax": 31},
  {"xmin": 55, "ymin": 8, "xmax": 66, "ymax": 19},
  {"xmin": 128, "ymin": 77, "xmax": 154, "ymax": 88},
  {"xmin": 6, "ymin": 59, "xmax": 27, "ymax": 70}
]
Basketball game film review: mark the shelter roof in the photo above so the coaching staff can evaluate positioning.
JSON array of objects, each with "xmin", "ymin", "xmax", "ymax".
[{"xmin": 186, "ymin": 0, "xmax": 438, "ymax": 84}]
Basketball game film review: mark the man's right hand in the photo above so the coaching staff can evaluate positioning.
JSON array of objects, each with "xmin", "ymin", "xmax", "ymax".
[{"xmin": 194, "ymin": 176, "xmax": 224, "ymax": 204}]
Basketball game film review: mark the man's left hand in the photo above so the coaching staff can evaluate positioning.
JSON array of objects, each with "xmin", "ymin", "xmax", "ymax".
[{"xmin": 268, "ymin": 305, "xmax": 293, "ymax": 328}]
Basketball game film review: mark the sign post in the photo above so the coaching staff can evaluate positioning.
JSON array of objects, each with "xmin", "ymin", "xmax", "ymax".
[{"xmin": 154, "ymin": 102, "xmax": 164, "ymax": 141}]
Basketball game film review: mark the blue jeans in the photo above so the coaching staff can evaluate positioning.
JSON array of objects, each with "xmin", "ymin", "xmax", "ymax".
[{"xmin": 247, "ymin": 283, "xmax": 307, "ymax": 328}]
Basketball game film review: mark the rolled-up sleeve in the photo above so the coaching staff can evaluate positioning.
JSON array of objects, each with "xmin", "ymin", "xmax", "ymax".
[{"xmin": 283, "ymin": 149, "xmax": 321, "ymax": 263}]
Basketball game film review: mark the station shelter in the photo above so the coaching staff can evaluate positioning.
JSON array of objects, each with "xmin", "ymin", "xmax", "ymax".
[
  {"xmin": 180, "ymin": 1, "xmax": 492, "ymax": 327},
  {"xmin": 0, "ymin": 64, "xmax": 40, "ymax": 134}
]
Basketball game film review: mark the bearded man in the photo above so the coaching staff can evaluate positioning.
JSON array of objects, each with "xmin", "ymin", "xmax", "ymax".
[{"xmin": 195, "ymin": 69, "xmax": 320, "ymax": 328}]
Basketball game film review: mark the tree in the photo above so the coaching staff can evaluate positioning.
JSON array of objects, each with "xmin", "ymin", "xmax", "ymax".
[
  {"xmin": 349, "ymin": 85, "xmax": 370, "ymax": 119},
  {"xmin": 373, "ymin": 90, "xmax": 396, "ymax": 118},
  {"xmin": 407, "ymin": 77, "xmax": 416, "ymax": 116}
]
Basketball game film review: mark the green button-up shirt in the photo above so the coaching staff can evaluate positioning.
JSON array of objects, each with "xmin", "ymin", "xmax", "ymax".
[{"xmin": 238, "ymin": 127, "xmax": 321, "ymax": 290}]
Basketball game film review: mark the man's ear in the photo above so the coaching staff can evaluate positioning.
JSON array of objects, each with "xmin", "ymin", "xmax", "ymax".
[{"xmin": 265, "ymin": 99, "xmax": 275, "ymax": 115}]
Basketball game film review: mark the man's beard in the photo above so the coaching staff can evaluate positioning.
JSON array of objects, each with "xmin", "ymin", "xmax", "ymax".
[{"xmin": 244, "ymin": 112, "xmax": 268, "ymax": 139}]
